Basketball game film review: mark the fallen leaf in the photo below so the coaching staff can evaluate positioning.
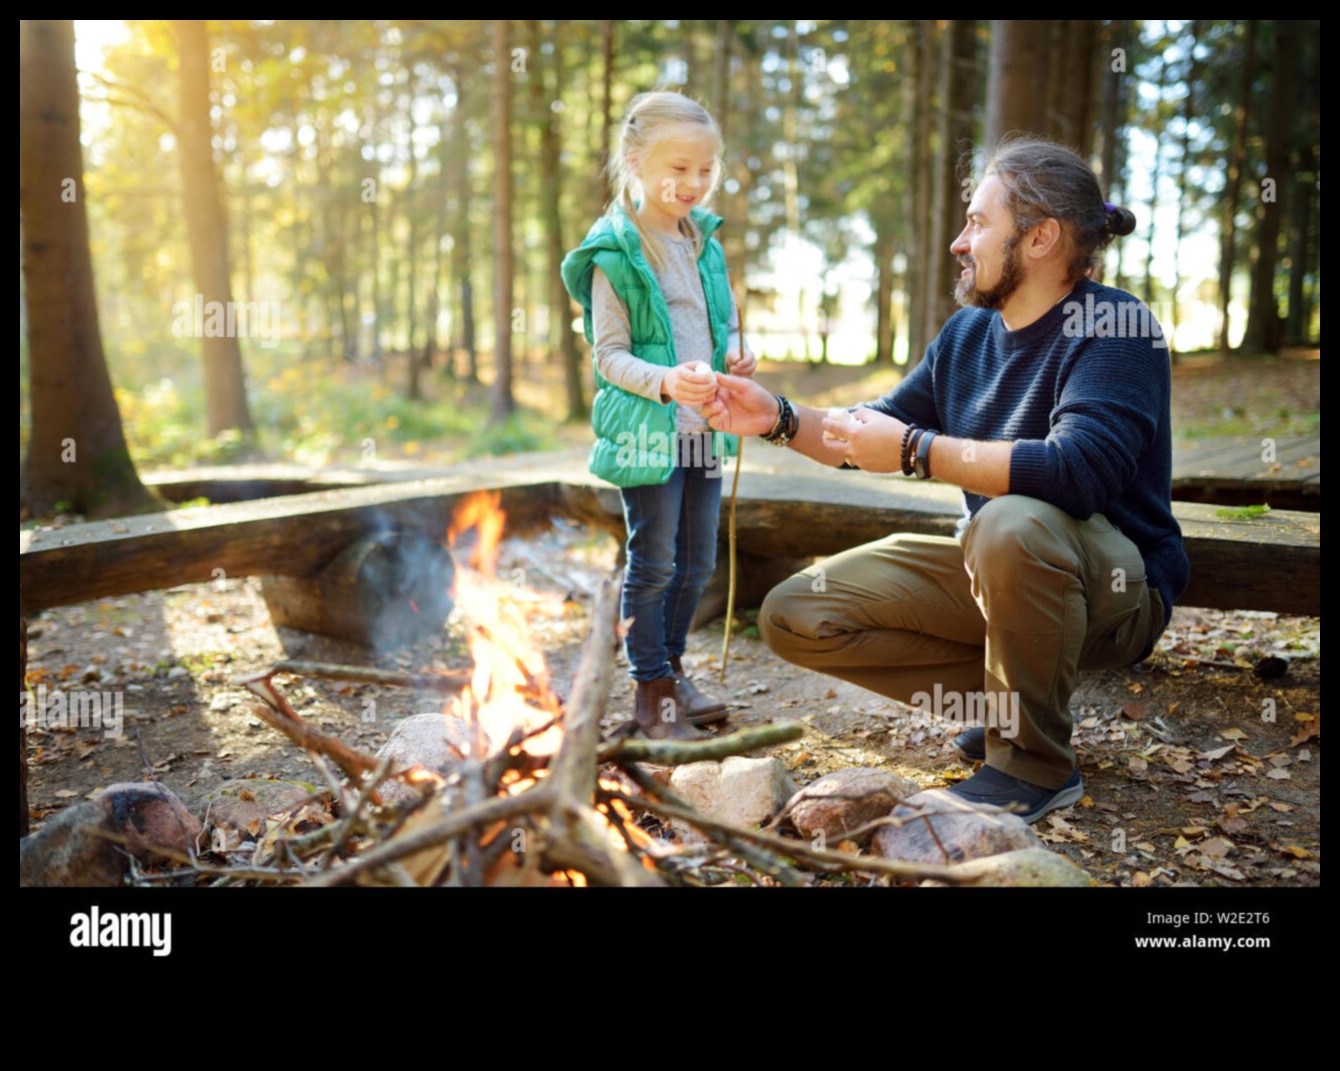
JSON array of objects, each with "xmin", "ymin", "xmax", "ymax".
[
  {"xmin": 1122, "ymin": 703, "xmax": 1149, "ymax": 721},
  {"xmin": 1265, "ymin": 768, "xmax": 1291, "ymax": 781},
  {"xmin": 1279, "ymin": 844, "xmax": 1314, "ymax": 860},
  {"xmin": 1219, "ymin": 728, "xmax": 1249, "ymax": 741},
  {"xmin": 1268, "ymin": 801, "xmax": 1293, "ymax": 813},
  {"xmin": 1128, "ymin": 756, "xmax": 1148, "ymax": 774},
  {"xmin": 1199, "ymin": 837, "xmax": 1234, "ymax": 860},
  {"xmin": 54, "ymin": 789, "xmax": 79, "ymax": 798},
  {"xmin": 1199, "ymin": 743, "xmax": 1236, "ymax": 761}
]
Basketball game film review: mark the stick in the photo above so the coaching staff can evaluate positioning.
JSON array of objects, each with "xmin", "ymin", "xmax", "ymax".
[
  {"xmin": 240, "ymin": 661, "xmax": 471, "ymax": 693},
  {"xmin": 720, "ymin": 435, "xmax": 743, "ymax": 684},
  {"xmin": 598, "ymin": 721, "xmax": 803, "ymax": 764}
]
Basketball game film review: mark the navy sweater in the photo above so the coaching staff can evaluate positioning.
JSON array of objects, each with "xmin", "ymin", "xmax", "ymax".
[{"xmin": 866, "ymin": 277, "xmax": 1189, "ymax": 626}]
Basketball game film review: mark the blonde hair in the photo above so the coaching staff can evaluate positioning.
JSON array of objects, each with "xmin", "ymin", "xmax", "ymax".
[{"xmin": 607, "ymin": 91, "xmax": 723, "ymax": 273}]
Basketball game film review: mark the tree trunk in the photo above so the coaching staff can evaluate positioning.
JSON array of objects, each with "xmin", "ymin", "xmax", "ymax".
[
  {"xmin": 872, "ymin": 220, "xmax": 896, "ymax": 365},
  {"xmin": 490, "ymin": 19, "xmax": 516, "ymax": 423},
  {"xmin": 1055, "ymin": 21, "xmax": 1098, "ymax": 156},
  {"xmin": 450, "ymin": 62, "xmax": 477, "ymax": 381},
  {"xmin": 906, "ymin": 20, "xmax": 935, "ymax": 368},
  {"xmin": 595, "ymin": 20, "xmax": 615, "ymax": 220},
  {"xmin": 1172, "ymin": 22, "xmax": 1201, "ymax": 359},
  {"xmin": 985, "ymin": 20, "xmax": 1050, "ymax": 148},
  {"xmin": 20, "ymin": 596, "xmax": 28, "ymax": 838},
  {"xmin": 1243, "ymin": 20, "xmax": 1298, "ymax": 355},
  {"xmin": 405, "ymin": 86, "xmax": 423, "ymax": 401},
  {"xmin": 929, "ymin": 20, "xmax": 979, "ymax": 334},
  {"xmin": 175, "ymin": 20, "xmax": 254, "ymax": 438},
  {"xmin": 1217, "ymin": 21, "xmax": 1255, "ymax": 350},
  {"xmin": 1143, "ymin": 46, "xmax": 1168, "ymax": 308},
  {"xmin": 531, "ymin": 21, "xmax": 587, "ymax": 421},
  {"xmin": 20, "ymin": 20, "xmax": 155, "ymax": 518}
]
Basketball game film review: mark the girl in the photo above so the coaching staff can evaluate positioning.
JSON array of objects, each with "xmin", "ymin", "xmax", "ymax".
[{"xmin": 561, "ymin": 91, "xmax": 755, "ymax": 740}]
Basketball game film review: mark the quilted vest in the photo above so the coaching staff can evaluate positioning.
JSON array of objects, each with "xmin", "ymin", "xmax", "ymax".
[{"xmin": 561, "ymin": 204, "xmax": 739, "ymax": 487}]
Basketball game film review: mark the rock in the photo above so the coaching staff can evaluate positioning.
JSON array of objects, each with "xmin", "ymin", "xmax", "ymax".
[
  {"xmin": 20, "ymin": 782, "xmax": 202, "ymax": 887},
  {"xmin": 97, "ymin": 782, "xmax": 202, "ymax": 862},
  {"xmin": 787, "ymin": 768, "xmax": 920, "ymax": 844},
  {"xmin": 871, "ymin": 788, "xmax": 1041, "ymax": 866},
  {"xmin": 669, "ymin": 756, "xmax": 798, "ymax": 840},
  {"xmin": 374, "ymin": 713, "xmax": 472, "ymax": 806},
  {"xmin": 20, "ymin": 802, "xmax": 129, "ymax": 887},
  {"xmin": 923, "ymin": 847, "xmax": 1093, "ymax": 887},
  {"xmin": 199, "ymin": 779, "xmax": 315, "ymax": 839}
]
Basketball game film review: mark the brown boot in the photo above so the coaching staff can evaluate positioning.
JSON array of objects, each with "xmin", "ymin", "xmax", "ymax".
[
  {"xmin": 670, "ymin": 657, "xmax": 729, "ymax": 727},
  {"xmin": 633, "ymin": 677, "xmax": 708, "ymax": 740}
]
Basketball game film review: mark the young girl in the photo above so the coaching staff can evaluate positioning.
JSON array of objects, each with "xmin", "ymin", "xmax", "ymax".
[{"xmin": 561, "ymin": 91, "xmax": 755, "ymax": 740}]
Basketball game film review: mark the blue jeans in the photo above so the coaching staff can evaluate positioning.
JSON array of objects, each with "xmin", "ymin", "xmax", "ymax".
[{"xmin": 620, "ymin": 433, "xmax": 724, "ymax": 682}]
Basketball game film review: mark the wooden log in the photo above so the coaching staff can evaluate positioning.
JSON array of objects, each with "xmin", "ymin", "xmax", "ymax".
[
  {"xmin": 20, "ymin": 457, "xmax": 1322, "ymax": 616},
  {"xmin": 260, "ymin": 529, "xmax": 455, "ymax": 650},
  {"xmin": 19, "ymin": 475, "xmax": 562, "ymax": 613}
]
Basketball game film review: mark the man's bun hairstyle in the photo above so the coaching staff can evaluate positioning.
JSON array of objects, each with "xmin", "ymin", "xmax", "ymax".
[{"xmin": 984, "ymin": 135, "xmax": 1135, "ymax": 281}]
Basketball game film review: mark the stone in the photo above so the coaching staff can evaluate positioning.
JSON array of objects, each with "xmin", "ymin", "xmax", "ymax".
[
  {"xmin": 923, "ymin": 847, "xmax": 1093, "ymax": 887},
  {"xmin": 787, "ymin": 768, "xmax": 920, "ymax": 844},
  {"xmin": 199, "ymin": 779, "xmax": 315, "ymax": 839},
  {"xmin": 97, "ymin": 782, "xmax": 202, "ymax": 862},
  {"xmin": 669, "ymin": 756, "xmax": 798, "ymax": 839},
  {"xmin": 19, "ymin": 782, "xmax": 203, "ymax": 887},
  {"xmin": 373, "ymin": 713, "xmax": 472, "ymax": 807},
  {"xmin": 871, "ymin": 788, "xmax": 1042, "ymax": 866}
]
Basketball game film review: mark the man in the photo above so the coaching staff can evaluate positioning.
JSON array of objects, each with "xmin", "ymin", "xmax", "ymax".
[{"xmin": 703, "ymin": 137, "xmax": 1189, "ymax": 822}]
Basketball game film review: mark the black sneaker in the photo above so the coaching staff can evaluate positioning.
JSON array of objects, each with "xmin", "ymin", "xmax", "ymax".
[
  {"xmin": 945, "ymin": 764, "xmax": 1084, "ymax": 823},
  {"xmin": 952, "ymin": 726, "xmax": 986, "ymax": 762}
]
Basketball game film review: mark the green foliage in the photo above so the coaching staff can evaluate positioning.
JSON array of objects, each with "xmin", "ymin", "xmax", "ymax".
[{"xmin": 1214, "ymin": 504, "xmax": 1271, "ymax": 519}]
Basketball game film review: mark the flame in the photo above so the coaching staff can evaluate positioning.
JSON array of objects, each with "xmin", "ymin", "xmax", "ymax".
[{"xmin": 445, "ymin": 491, "xmax": 563, "ymax": 759}]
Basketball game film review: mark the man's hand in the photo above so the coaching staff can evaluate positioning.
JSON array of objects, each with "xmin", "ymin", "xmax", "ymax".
[
  {"xmin": 726, "ymin": 345, "xmax": 757, "ymax": 378},
  {"xmin": 821, "ymin": 407, "xmax": 906, "ymax": 474},
  {"xmin": 703, "ymin": 373, "xmax": 779, "ymax": 436},
  {"xmin": 661, "ymin": 362, "xmax": 717, "ymax": 407}
]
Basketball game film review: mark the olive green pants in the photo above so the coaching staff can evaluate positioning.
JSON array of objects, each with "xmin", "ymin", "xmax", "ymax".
[{"xmin": 758, "ymin": 495, "xmax": 1165, "ymax": 788}]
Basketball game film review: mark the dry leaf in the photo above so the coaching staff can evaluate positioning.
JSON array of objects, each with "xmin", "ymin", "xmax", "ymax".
[
  {"xmin": 1265, "ymin": 768, "xmax": 1291, "ymax": 780},
  {"xmin": 1121, "ymin": 703, "xmax": 1149, "ymax": 721},
  {"xmin": 1280, "ymin": 844, "xmax": 1314, "ymax": 860},
  {"xmin": 1219, "ymin": 728, "xmax": 1249, "ymax": 741},
  {"xmin": 1199, "ymin": 744, "xmax": 1236, "ymax": 761}
]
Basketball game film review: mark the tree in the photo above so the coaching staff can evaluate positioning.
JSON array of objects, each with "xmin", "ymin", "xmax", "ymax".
[
  {"xmin": 175, "ymin": 20, "xmax": 255, "ymax": 437},
  {"xmin": 985, "ymin": 21, "xmax": 1051, "ymax": 147},
  {"xmin": 20, "ymin": 20, "xmax": 156, "ymax": 518},
  {"xmin": 490, "ymin": 19, "xmax": 516, "ymax": 423}
]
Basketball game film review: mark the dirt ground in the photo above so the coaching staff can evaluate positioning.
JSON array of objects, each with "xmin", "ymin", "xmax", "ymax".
[
  {"xmin": 21, "ymin": 351, "xmax": 1321, "ymax": 888},
  {"xmin": 22, "ymin": 516, "xmax": 1319, "ymax": 888}
]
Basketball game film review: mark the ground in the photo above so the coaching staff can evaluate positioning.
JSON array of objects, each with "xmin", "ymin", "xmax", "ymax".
[{"xmin": 21, "ymin": 351, "xmax": 1321, "ymax": 887}]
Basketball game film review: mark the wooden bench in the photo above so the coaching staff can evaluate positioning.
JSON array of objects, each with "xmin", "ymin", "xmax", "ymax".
[{"xmin": 20, "ymin": 449, "xmax": 1321, "ymax": 617}]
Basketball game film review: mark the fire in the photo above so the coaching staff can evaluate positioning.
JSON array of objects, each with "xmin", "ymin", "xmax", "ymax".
[{"xmin": 445, "ymin": 492, "xmax": 563, "ymax": 759}]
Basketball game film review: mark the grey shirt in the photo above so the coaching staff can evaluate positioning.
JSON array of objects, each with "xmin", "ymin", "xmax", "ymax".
[{"xmin": 591, "ymin": 230, "xmax": 740, "ymax": 435}]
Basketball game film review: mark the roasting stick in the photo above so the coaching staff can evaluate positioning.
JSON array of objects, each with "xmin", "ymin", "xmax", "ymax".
[{"xmin": 720, "ymin": 273, "xmax": 747, "ymax": 685}]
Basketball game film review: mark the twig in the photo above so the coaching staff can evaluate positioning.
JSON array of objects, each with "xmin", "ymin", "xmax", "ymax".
[
  {"xmin": 604, "ymin": 789, "xmax": 968, "ymax": 884},
  {"xmin": 241, "ymin": 673, "xmax": 380, "ymax": 782},
  {"xmin": 250, "ymin": 660, "xmax": 472, "ymax": 693},
  {"xmin": 320, "ymin": 755, "xmax": 395, "ymax": 869},
  {"xmin": 720, "ymin": 437, "xmax": 743, "ymax": 684},
  {"xmin": 618, "ymin": 762, "xmax": 804, "ymax": 887},
  {"xmin": 599, "ymin": 721, "xmax": 804, "ymax": 764}
]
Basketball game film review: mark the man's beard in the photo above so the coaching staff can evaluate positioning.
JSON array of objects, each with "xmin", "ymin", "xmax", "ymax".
[{"xmin": 955, "ymin": 232, "xmax": 1025, "ymax": 310}]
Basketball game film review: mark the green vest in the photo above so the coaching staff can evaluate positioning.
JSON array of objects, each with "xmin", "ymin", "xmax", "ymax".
[{"xmin": 561, "ymin": 205, "xmax": 739, "ymax": 487}]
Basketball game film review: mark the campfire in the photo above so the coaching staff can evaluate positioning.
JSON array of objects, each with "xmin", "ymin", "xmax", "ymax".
[{"xmin": 225, "ymin": 492, "xmax": 955, "ymax": 888}]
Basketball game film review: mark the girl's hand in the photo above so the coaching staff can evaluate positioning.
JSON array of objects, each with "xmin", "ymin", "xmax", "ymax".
[
  {"xmin": 661, "ymin": 362, "xmax": 717, "ymax": 407},
  {"xmin": 726, "ymin": 345, "xmax": 757, "ymax": 378}
]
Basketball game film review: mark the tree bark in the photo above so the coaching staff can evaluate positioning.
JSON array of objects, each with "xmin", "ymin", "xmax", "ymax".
[
  {"xmin": 985, "ymin": 20, "xmax": 1051, "ymax": 148},
  {"xmin": 1217, "ymin": 21, "xmax": 1255, "ymax": 351},
  {"xmin": 1243, "ymin": 20, "xmax": 1298, "ymax": 354},
  {"xmin": 175, "ymin": 20, "xmax": 254, "ymax": 437},
  {"xmin": 20, "ymin": 20, "xmax": 155, "ymax": 518},
  {"xmin": 490, "ymin": 19, "xmax": 516, "ymax": 423},
  {"xmin": 929, "ymin": 20, "xmax": 980, "ymax": 335}
]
